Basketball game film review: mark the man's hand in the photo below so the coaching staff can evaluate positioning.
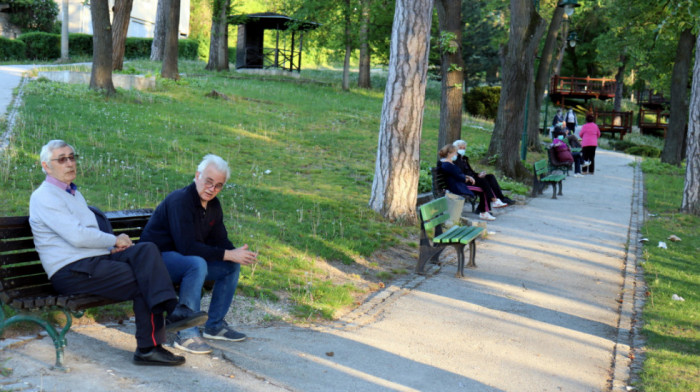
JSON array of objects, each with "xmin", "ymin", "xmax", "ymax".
[
  {"xmin": 112, "ymin": 233, "xmax": 133, "ymax": 253},
  {"xmin": 478, "ymin": 171, "xmax": 487, "ymax": 178},
  {"xmin": 224, "ymin": 244, "xmax": 258, "ymax": 265}
]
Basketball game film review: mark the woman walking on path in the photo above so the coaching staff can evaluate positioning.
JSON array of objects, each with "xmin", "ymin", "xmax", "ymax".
[{"xmin": 579, "ymin": 114, "xmax": 601, "ymax": 174}]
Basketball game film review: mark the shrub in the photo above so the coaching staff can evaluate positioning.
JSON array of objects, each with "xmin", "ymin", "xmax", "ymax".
[
  {"xmin": 178, "ymin": 39, "xmax": 199, "ymax": 60},
  {"xmin": 18, "ymin": 31, "xmax": 59, "ymax": 59},
  {"xmin": 464, "ymin": 86, "xmax": 501, "ymax": 120},
  {"xmin": 0, "ymin": 37, "xmax": 26, "ymax": 61},
  {"xmin": 124, "ymin": 37, "xmax": 152, "ymax": 58},
  {"xmin": 69, "ymin": 33, "xmax": 93, "ymax": 57},
  {"xmin": 626, "ymin": 145, "xmax": 661, "ymax": 158},
  {"xmin": 5, "ymin": 0, "xmax": 58, "ymax": 32},
  {"xmin": 609, "ymin": 139, "xmax": 636, "ymax": 152},
  {"xmin": 418, "ymin": 161, "xmax": 433, "ymax": 194}
]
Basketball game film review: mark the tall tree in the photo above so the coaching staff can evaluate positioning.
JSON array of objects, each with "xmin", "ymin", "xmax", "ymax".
[
  {"xmin": 60, "ymin": 0, "xmax": 68, "ymax": 61},
  {"xmin": 435, "ymin": 0, "xmax": 464, "ymax": 151},
  {"xmin": 369, "ymin": 0, "xmax": 433, "ymax": 222},
  {"xmin": 161, "ymin": 0, "xmax": 181, "ymax": 80},
  {"xmin": 527, "ymin": 5, "xmax": 565, "ymax": 151},
  {"xmin": 206, "ymin": 0, "xmax": 230, "ymax": 71},
  {"xmin": 661, "ymin": 28, "xmax": 695, "ymax": 165},
  {"xmin": 681, "ymin": 33, "xmax": 700, "ymax": 216},
  {"xmin": 486, "ymin": 1, "xmax": 546, "ymax": 179},
  {"xmin": 341, "ymin": 0, "xmax": 352, "ymax": 91},
  {"xmin": 357, "ymin": 0, "xmax": 371, "ymax": 88},
  {"xmin": 150, "ymin": 0, "xmax": 166, "ymax": 61},
  {"xmin": 112, "ymin": 0, "xmax": 134, "ymax": 70},
  {"xmin": 89, "ymin": 0, "xmax": 115, "ymax": 95}
]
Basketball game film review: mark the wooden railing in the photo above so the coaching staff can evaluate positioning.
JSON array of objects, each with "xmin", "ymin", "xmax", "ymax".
[
  {"xmin": 550, "ymin": 76, "xmax": 617, "ymax": 97},
  {"xmin": 639, "ymin": 108, "xmax": 669, "ymax": 129},
  {"xmin": 594, "ymin": 110, "xmax": 633, "ymax": 140}
]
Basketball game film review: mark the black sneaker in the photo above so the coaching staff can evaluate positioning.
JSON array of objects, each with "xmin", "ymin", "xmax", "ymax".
[
  {"xmin": 133, "ymin": 345, "xmax": 185, "ymax": 366},
  {"xmin": 203, "ymin": 325, "xmax": 247, "ymax": 342},
  {"xmin": 502, "ymin": 197, "xmax": 516, "ymax": 205},
  {"xmin": 165, "ymin": 304, "xmax": 208, "ymax": 333}
]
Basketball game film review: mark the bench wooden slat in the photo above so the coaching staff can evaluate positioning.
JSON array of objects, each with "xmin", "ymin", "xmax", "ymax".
[
  {"xmin": 455, "ymin": 227, "xmax": 483, "ymax": 244},
  {"xmin": 420, "ymin": 197, "xmax": 448, "ymax": 221},
  {"xmin": 0, "ymin": 250, "xmax": 40, "ymax": 266},
  {"xmin": 434, "ymin": 225, "xmax": 472, "ymax": 243},
  {"xmin": 0, "ymin": 263, "xmax": 45, "ymax": 278},
  {"xmin": 0, "ymin": 237, "xmax": 36, "ymax": 253}
]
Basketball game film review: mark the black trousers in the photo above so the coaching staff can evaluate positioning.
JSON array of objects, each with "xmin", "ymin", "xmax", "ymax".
[
  {"xmin": 51, "ymin": 242, "xmax": 177, "ymax": 348},
  {"xmin": 474, "ymin": 174, "xmax": 506, "ymax": 201},
  {"xmin": 582, "ymin": 146, "xmax": 597, "ymax": 173}
]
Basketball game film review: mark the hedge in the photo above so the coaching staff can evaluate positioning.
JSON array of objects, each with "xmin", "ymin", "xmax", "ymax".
[
  {"xmin": 69, "ymin": 33, "xmax": 93, "ymax": 57},
  {"xmin": 18, "ymin": 31, "xmax": 59, "ymax": 59},
  {"xmin": 0, "ymin": 36, "xmax": 27, "ymax": 61},
  {"xmin": 464, "ymin": 86, "xmax": 501, "ymax": 120}
]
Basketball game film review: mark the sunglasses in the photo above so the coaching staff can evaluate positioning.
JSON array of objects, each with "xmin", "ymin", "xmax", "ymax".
[{"xmin": 51, "ymin": 154, "xmax": 79, "ymax": 164}]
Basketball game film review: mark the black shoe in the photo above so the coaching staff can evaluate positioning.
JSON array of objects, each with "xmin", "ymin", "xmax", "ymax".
[
  {"xmin": 133, "ymin": 345, "xmax": 185, "ymax": 366},
  {"xmin": 165, "ymin": 304, "xmax": 208, "ymax": 333},
  {"xmin": 502, "ymin": 197, "xmax": 516, "ymax": 205}
]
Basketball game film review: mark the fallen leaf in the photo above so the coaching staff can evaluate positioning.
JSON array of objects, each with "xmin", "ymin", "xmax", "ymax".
[
  {"xmin": 325, "ymin": 351, "xmax": 334, "ymax": 357},
  {"xmin": 667, "ymin": 234, "xmax": 681, "ymax": 242}
]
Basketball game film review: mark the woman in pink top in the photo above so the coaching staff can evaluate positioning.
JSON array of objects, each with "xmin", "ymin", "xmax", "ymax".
[{"xmin": 579, "ymin": 114, "xmax": 601, "ymax": 174}]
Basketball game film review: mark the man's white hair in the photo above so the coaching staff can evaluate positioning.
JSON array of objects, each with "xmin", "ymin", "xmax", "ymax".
[
  {"xmin": 39, "ymin": 140, "xmax": 74, "ymax": 174},
  {"xmin": 197, "ymin": 154, "xmax": 230, "ymax": 182},
  {"xmin": 452, "ymin": 139, "xmax": 467, "ymax": 148}
]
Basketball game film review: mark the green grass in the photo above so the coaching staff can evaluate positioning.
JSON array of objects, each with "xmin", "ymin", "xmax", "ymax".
[{"xmin": 638, "ymin": 158, "xmax": 699, "ymax": 391}]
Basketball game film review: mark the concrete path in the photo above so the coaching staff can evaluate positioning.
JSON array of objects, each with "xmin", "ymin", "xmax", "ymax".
[{"xmin": 0, "ymin": 149, "xmax": 643, "ymax": 391}]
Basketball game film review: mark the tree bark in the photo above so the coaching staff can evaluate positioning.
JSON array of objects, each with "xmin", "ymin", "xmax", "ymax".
[
  {"xmin": 112, "ymin": 0, "xmax": 134, "ymax": 71},
  {"xmin": 205, "ymin": 0, "xmax": 230, "ymax": 71},
  {"xmin": 150, "ymin": 0, "xmax": 166, "ymax": 61},
  {"xmin": 161, "ymin": 0, "xmax": 180, "ymax": 80},
  {"xmin": 552, "ymin": 20, "xmax": 569, "ymax": 77},
  {"xmin": 369, "ymin": 0, "xmax": 433, "ymax": 223},
  {"xmin": 527, "ymin": 6, "xmax": 564, "ymax": 152},
  {"xmin": 662, "ymin": 28, "xmax": 695, "ymax": 166},
  {"xmin": 342, "ymin": 0, "xmax": 351, "ymax": 91},
  {"xmin": 89, "ymin": 0, "xmax": 115, "ymax": 95},
  {"xmin": 613, "ymin": 55, "xmax": 626, "ymax": 112},
  {"xmin": 681, "ymin": 33, "xmax": 700, "ymax": 216},
  {"xmin": 357, "ymin": 0, "xmax": 371, "ymax": 89},
  {"xmin": 486, "ymin": 1, "xmax": 545, "ymax": 179},
  {"xmin": 436, "ymin": 0, "xmax": 464, "ymax": 154},
  {"xmin": 60, "ymin": 0, "xmax": 68, "ymax": 61}
]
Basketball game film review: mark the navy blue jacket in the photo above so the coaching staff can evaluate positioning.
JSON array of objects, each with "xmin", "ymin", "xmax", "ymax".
[
  {"xmin": 438, "ymin": 160, "xmax": 474, "ymax": 197},
  {"xmin": 140, "ymin": 182, "xmax": 234, "ymax": 261}
]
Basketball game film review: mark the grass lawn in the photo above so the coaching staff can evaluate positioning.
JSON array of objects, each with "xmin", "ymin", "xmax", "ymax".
[
  {"xmin": 638, "ymin": 159, "xmax": 699, "ymax": 391},
  {"xmin": 0, "ymin": 60, "xmax": 528, "ymax": 321}
]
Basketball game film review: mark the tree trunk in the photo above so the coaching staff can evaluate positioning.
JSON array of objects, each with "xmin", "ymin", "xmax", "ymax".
[
  {"xmin": 681, "ymin": 33, "xmax": 700, "ymax": 216},
  {"xmin": 150, "ymin": 0, "xmax": 166, "ymax": 61},
  {"xmin": 662, "ymin": 28, "xmax": 695, "ymax": 166},
  {"xmin": 112, "ymin": 0, "xmax": 134, "ymax": 71},
  {"xmin": 161, "ymin": 0, "xmax": 180, "ymax": 80},
  {"xmin": 527, "ymin": 6, "xmax": 565, "ymax": 151},
  {"xmin": 205, "ymin": 0, "xmax": 230, "ymax": 71},
  {"xmin": 436, "ymin": 0, "xmax": 464, "ymax": 153},
  {"xmin": 613, "ymin": 55, "xmax": 626, "ymax": 112},
  {"xmin": 342, "ymin": 0, "xmax": 351, "ymax": 91},
  {"xmin": 89, "ymin": 0, "xmax": 115, "ymax": 95},
  {"xmin": 552, "ymin": 20, "xmax": 569, "ymax": 77},
  {"xmin": 60, "ymin": 0, "xmax": 68, "ymax": 61},
  {"xmin": 486, "ymin": 1, "xmax": 545, "ymax": 179},
  {"xmin": 357, "ymin": 0, "xmax": 371, "ymax": 89},
  {"xmin": 369, "ymin": 0, "xmax": 433, "ymax": 223}
]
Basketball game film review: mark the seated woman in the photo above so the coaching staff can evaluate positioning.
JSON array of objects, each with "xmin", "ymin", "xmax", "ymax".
[
  {"xmin": 437, "ymin": 144, "xmax": 496, "ymax": 221},
  {"xmin": 452, "ymin": 140, "xmax": 513, "ymax": 206},
  {"xmin": 565, "ymin": 132, "xmax": 586, "ymax": 177}
]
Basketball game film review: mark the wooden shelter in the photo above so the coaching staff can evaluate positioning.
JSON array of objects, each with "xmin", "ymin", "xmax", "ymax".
[
  {"xmin": 637, "ymin": 90, "xmax": 670, "ymax": 137},
  {"xmin": 234, "ymin": 13, "xmax": 319, "ymax": 72},
  {"xmin": 549, "ymin": 75, "xmax": 617, "ymax": 106}
]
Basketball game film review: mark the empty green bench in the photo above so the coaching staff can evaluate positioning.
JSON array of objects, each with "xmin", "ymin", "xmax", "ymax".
[
  {"xmin": 532, "ymin": 159, "xmax": 566, "ymax": 199},
  {"xmin": 417, "ymin": 197, "xmax": 485, "ymax": 278}
]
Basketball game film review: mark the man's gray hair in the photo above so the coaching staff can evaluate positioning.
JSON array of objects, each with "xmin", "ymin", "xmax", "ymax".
[
  {"xmin": 39, "ymin": 140, "xmax": 74, "ymax": 174},
  {"xmin": 452, "ymin": 139, "xmax": 467, "ymax": 148},
  {"xmin": 197, "ymin": 154, "xmax": 230, "ymax": 182}
]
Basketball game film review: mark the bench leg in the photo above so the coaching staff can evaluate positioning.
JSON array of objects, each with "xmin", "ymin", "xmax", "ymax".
[
  {"xmin": 466, "ymin": 240, "xmax": 478, "ymax": 269},
  {"xmin": 551, "ymin": 183, "xmax": 557, "ymax": 199},
  {"xmin": 417, "ymin": 245, "xmax": 445, "ymax": 274},
  {"xmin": 453, "ymin": 244, "xmax": 467, "ymax": 278},
  {"xmin": 558, "ymin": 181, "xmax": 563, "ymax": 196}
]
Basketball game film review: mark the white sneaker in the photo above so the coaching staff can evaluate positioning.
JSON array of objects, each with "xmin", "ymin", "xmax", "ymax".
[
  {"xmin": 492, "ymin": 199, "xmax": 508, "ymax": 208},
  {"xmin": 479, "ymin": 212, "xmax": 496, "ymax": 221},
  {"xmin": 573, "ymin": 173, "xmax": 583, "ymax": 178},
  {"xmin": 582, "ymin": 161, "xmax": 591, "ymax": 167}
]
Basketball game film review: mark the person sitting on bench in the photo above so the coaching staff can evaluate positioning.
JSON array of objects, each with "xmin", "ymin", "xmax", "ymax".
[
  {"xmin": 29, "ymin": 140, "xmax": 207, "ymax": 366},
  {"xmin": 452, "ymin": 140, "xmax": 514, "ymax": 207},
  {"xmin": 437, "ymin": 144, "xmax": 496, "ymax": 221}
]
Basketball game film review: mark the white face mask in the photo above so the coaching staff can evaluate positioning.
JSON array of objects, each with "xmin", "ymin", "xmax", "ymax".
[
  {"xmin": 451, "ymin": 154, "xmax": 458, "ymax": 161},
  {"xmin": 457, "ymin": 149, "xmax": 466, "ymax": 156}
]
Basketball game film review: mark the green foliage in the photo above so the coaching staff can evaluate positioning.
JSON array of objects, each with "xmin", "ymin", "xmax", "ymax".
[
  {"xmin": 0, "ymin": 37, "xmax": 26, "ymax": 61},
  {"xmin": 418, "ymin": 161, "xmax": 433, "ymax": 194},
  {"xmin": 68, "ymin": 33, "xmax": 93, "ymax": 57},
  {"xmin": 18, "ymin": 31, "xmax": 59, "ymax": 59},
  {"xmin": 177, "ymin": 39, "xmax": 199, "ymax": 60},
  {"xmin": 464, "ymin": 86, "xmax": 501, "ymax": 120},
  {"xmin": 626, "ymin": 145, "xmax": 661, "ymax": 158},
  {"xmin": 438, "ymin": 31, "xmax": 458, "ymax": 55},
  {"xmin": 460, "ymin": 0, "xmax": 508, "ymax": 86},
  {"xmin": 5, "ymin": 0, "xmax": 59, "ymax": 32}
]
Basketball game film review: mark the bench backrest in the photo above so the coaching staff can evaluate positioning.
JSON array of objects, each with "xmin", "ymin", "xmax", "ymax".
[
  {"xmin": 419, "ymin": 197, "xmax": 450, "ymax": 231},
  {"xmin": 534, "ymin": 159, "xmax": 549, "ymax": 176},
  {"xmin": 0, "ymin": 209, "xmax": 152, "ymax": 308},
  {"xmin": 431, "ymin": 167, "xmax": 447, "ymax": 199}
]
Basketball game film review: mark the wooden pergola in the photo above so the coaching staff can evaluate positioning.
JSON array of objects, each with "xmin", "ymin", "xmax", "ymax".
[{"xmin": 233, "ymin": 13, "xmax": 319, "ymax": 73}]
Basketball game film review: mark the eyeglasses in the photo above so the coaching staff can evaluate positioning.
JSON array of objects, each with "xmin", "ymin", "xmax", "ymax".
[
  {"xmin": 50, "ymin": 154, "xmax": 79, "ymax": 164},
  {"xmin": 204, "ymin": 178, "xmax": 225, "ymax": 191}
]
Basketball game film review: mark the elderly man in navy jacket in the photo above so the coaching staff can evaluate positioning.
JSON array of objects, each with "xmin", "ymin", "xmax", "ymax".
[{"xmin": 141, "ymin": 154, "xmax": 258, "ymax": 355}]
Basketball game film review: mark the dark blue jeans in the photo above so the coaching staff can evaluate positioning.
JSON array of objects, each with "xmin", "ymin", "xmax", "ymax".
[
  {"xmin": 572, "ymin": 151, "xmax": 583, "ymax": 174},
  {"xmin": 162, "ymin": 251, "xmax": 240, "ymax": 339}
]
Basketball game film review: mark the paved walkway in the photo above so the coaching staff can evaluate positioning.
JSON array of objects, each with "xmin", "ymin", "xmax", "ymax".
[{"xmin": 0, "ymin": 68, "xmax": 644, "ymax": 391}]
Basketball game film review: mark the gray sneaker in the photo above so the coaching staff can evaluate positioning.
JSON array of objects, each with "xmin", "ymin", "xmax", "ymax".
[
  {"xmin": 203, "ymin": 325, "xmax": 247, "ymax": 342},
  {"xmin": 173, "ymin": 336, "xmax": 213, "ymax": 354}
]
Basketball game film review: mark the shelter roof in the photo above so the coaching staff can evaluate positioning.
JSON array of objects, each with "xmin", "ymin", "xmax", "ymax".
[{"xmin": 231, "ymin": 12, "xmax": 320, "ymax": 31}]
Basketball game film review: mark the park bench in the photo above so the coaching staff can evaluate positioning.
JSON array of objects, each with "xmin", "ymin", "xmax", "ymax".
[
  {"xmin": 431, "ymin": 167, "xmax": 479, "ymax": 213},
  {"xmin": 417, "ymin": 197, "xmax": 485, "ymax": 278},
  {"xmin": 546, "ymin": 146, "xmax": 572, "ymax": 176},
  {"xmin": 532, "ymin": 159, "xmax": 566, "ymax": 199},
  {"xmin": 0, "ymin": 208, "xmax": 152, "ymax": 369}
]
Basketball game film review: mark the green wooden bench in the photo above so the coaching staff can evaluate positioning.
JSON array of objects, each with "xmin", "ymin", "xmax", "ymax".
[
  {"xmin": 532, "ymin": 159, "xmax": 566, "ymax": 199},
  {"xmin": 0, "ymin": 209, "xmax": 152, "ymax": 370},
  {"xmin": 417, "ymin": 197, "xmax": 485, "ymax": 278}
]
